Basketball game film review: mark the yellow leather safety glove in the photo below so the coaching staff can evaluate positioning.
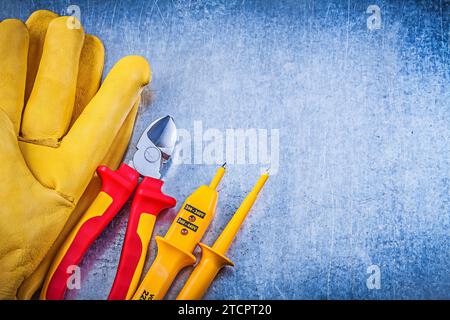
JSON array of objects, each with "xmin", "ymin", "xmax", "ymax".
[{"xmin": 0, "ymin": 10, "xmax": 151, "ymax": 299}]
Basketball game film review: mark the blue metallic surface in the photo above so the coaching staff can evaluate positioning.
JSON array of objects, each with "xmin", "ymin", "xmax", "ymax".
[{"xmin": 1, "ymin": 0, "xmax": 448, "ymax": 299}]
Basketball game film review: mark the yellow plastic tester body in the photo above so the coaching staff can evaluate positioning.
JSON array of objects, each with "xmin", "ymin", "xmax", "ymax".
[
  {"xmin": 132, "ymin": 165, "xmax": 226, "ymax": 300},
  {"xmin": 177, "ymin": 172, "xmax": 269, "ymax": 300}
]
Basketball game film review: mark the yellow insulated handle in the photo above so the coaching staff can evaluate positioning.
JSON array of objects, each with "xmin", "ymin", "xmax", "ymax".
[{"xmin": 126, "ymin": 214, "xmax": 156, "ymax": 299}]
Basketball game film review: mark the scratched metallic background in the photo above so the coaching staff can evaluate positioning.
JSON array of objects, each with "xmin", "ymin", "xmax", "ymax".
[{"xmin": 2, "ymin": 0, "xmax": 449, "ymax": 299}]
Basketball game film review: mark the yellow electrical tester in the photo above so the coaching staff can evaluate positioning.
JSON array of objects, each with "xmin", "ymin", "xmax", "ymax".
[
  {"xmin": 176, "ymin": 171, "xmax": 269, "ymax": 300},
  {"xmin": 132, "ymin": 164, "xmax": 226, "ymax": 300}
]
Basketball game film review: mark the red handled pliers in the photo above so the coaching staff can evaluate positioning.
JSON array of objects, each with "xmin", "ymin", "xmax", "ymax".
[{"xmin": 41, "ymin": 116, "xmax": 177, "ymax": 300}]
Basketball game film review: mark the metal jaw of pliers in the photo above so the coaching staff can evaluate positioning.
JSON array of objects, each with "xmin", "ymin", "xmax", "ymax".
[{"xmin": 131, "ymin": 115, "xmax": 176, "ymax": 179}]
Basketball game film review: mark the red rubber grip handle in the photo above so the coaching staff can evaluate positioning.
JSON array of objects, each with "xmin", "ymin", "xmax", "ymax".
[
  {"xmin": 44, "ymin": 163, "xmax": 140, "ymax": 300},
  {"xmin": 108, "ymin": 177, "xmax": 176, "ymax": 300}
]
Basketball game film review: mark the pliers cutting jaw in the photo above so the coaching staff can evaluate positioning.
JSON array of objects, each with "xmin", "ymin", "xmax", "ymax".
[{"xmin": 131, "ymin": 115, "xmax": 176, "ymax": 179}]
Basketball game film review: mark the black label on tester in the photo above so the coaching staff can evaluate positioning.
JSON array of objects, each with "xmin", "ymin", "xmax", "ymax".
[
  {"xmin": 177, "ymin": 217, "xmax": 198, "ymax": 232},
  {"xmin": 184, "ymin": 204, "xmax": 206, "ymax": 218}
]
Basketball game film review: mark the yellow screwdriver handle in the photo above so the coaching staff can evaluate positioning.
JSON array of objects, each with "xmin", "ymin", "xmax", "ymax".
[{"xmin": 132, "ymin": 165, "xmax": 225, "ymax": 300}]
